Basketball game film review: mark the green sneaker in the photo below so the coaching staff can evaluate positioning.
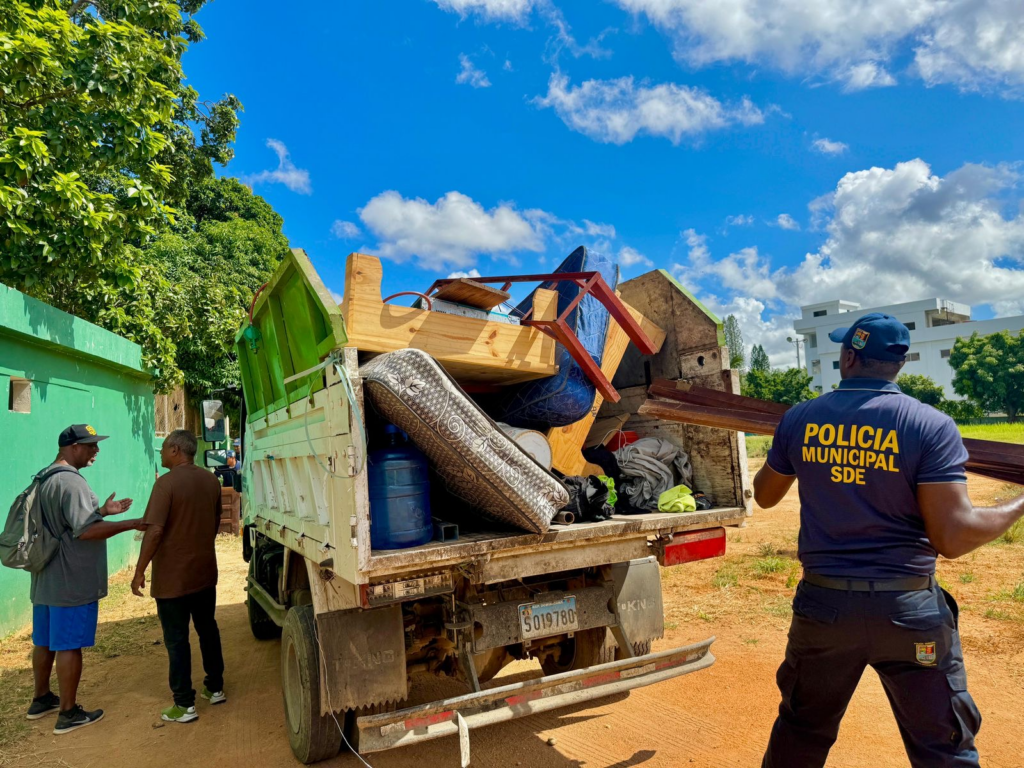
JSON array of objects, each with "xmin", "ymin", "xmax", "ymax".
[
  {"xmin": 201, "ymin": 687, "xmax": 226, "ymax": 705},
  {"xmin": 161, "ymin": 704, "xmax": 198, "ymax": 723}
]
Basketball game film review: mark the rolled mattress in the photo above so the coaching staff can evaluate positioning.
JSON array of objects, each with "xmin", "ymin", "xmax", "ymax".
[{"xmin": 361, "ymin": 348, "xmax": 569, "ymax": 534}]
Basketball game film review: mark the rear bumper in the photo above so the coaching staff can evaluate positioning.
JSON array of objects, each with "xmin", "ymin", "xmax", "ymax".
[{"xmin": 355, "ymin": 637, "xmax": 715, "ymax": 753}]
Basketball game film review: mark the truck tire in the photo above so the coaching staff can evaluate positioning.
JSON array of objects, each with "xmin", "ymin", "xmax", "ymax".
[
  {"xmin": 540, "ymin": 628, "xmax": 616, "ymax": 675},
  {"xmin": 281, "ymin": 606, "xmax": 343, "ymax": 764},
  {"xmin": 247, "ymin": 558, "xmax": 281, "ymax": 641}
]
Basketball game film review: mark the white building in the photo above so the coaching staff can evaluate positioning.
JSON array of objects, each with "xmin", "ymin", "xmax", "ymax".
[{"xmin": 792, "ymin": 298, "xmax": 1024, "ymax": 396}]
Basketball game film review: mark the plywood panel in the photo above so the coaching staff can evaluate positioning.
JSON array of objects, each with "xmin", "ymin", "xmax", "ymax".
[
  {"xmin": 340, "ymin": 254, "xmax": 558, "ymax": 386},
  {"xmin": 432, "ymin": 278, "xmax": 510, "ymax": 309}
]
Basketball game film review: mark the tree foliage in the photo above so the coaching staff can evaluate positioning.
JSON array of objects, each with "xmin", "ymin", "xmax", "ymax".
[
  {"xmin": 949, "ymin": 330, "xmax": 1024, "ymax": 421},
  {"xmin": 0, "ymin": 0, "xmax": 242, "ymax": 388},
  {"xmin": 723, "ymin": 315, "xmax": 744, "ymax": 370},
  {"xmin": 896, "ymin": 374, "xmax": 944, "ymax": 406},
  {"xmin": 742, "ymin": 367, "xmax": 817, "ymax": 406},
  {"xmin": 750, "ymin": 344, "xmax": 771, "ymax": 372}
]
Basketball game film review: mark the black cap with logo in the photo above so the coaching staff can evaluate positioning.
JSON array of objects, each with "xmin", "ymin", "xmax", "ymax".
[{"xmin": 58, "ymin": 424, "xmax": 109, "ymax": 447}]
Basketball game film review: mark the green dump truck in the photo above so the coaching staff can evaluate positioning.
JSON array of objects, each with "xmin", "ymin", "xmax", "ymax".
[{"xmin": 211, "ymin": 249, "xmax": 751, "ymax": 764}]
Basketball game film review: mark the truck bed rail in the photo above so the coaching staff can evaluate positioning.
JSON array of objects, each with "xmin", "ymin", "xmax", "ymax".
[{"xmin": 354, "ymin": 637, "xmax": 715, "ymax": 753}]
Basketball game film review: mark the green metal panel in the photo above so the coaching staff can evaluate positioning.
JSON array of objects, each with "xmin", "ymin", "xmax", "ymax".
[
  {"xmin": 0, "ymin": 284, "xmax": 156, "ymax": 635},
  {"xmin": 236, "ymin": 249, "xmax": 347, "ymax": 422}
]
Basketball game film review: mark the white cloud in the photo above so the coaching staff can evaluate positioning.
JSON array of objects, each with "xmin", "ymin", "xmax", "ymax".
[
  {"xmin": 700, "ymin": 294, "xmax": 798, "ymax": 368},
  {"xmin": 613, "ymin": 0, "xmax": 1024, "ymax": 94},
  {"xmin": 240, "ymin": 139, "xmax": 311, "ymax": 195},
  {"xmin": 725, "ymin": 214, "xmax": 754, "ymax": 227},
  {"xmin": 357, "ymin": 190, "xmax": 545, "ymax": 271},
  {"xmin": 534, "ymin": 72, "xmax": 766, "ymax": 145},
  {"xmin": 583, "ymin": 219, "xmax": 616, "ymax": 238},
  {"xmin": 433, "ymin": 0, "xmax": 534, "ymax": 22},
  {"xmin": 456, "ymin": 54, "xmax": 491, "ymax": 88},
  {"xmin": 504, "ymin": 59, "xmax": 514, "ymax": 71},
  {"xmin": 775, "ymin": 213, "xmax": 800, "ymax": 231},
  {"xmin": 673, "ymin": 160, "xmax": 1024, "ymax": 359},
  {"xmin": 329, "ymin": 289, "xmax": 343, "ymax": 304},
  {"xmin": 619, "ymin": 246, "xmax": 653, "ymax": 268},
  {"xmin": 331, "ymin": 220, "xmax": 361, "ymax": 239},
  {"xmin": 812, "ymin": 137, "xmax": 849, "ymax": 155},
  {"xmin": 447, "ymin": 269, "xmax": 483, "ymax": 278}
]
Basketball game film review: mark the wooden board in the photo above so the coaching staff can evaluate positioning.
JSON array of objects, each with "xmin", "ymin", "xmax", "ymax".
[
  {"xmin": 339, "ymin": 253, "xmax": 558, "ymax": 386},
  {"xmin": 547, "ymin": 302, "xmax": 667, "ymax": 475},
  {"xmin": 433, "ymin": 278, "xmax": 510, "ymax": 310}
]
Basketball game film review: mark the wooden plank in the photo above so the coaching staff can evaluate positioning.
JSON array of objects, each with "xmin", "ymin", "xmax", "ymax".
[
  {"xmin": 432, "ymin": 278, "xmax": 510, "ymax": 310},
  {"xmin": 547, "ymin": 301, "xmax": 666, "ymax": 475},
  {"xmin": 339, "ymin": 253, "xmax": 558, "ymax": 386},
  {"xmin": 650, "ymin": 379, "xmax": 791, "ymax": 415}
]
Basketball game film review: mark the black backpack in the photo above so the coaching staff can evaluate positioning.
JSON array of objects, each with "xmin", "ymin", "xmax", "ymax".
[{"xmin": 0, "ymin": 466, "xmax": 76, "ymax": 573}]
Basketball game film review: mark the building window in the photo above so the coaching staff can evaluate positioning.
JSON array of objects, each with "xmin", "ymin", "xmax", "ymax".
[
  {"xmin": 813, "ymin": 309, "xmax": 827, "ymax": 317},
  {"xmin": 906, "ymin": 352, "xmax": 921, "ymax": 362},
  {"xmin": 8, "ymin": 377, "xmax": 31, "ymax": 414},
  {"xmin": 832, "ymin": 361, "xmax": 840, "ymax": 370},
  {"xmin": 905, "ymin": 322, "xmax": 916, "ymax": 331},
  {"xmin": 811, "ymin": 360, "xmax": 821, "ymax": 374},
  {"xmin": 940, "ymin": 349, "xmax": 951, "ymax": 359},
  {"xmin": 815, "ymin": 385, "xmax": 823, "ymax": 393}
]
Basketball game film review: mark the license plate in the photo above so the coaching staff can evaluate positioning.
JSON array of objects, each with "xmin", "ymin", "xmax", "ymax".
[{"xmin": 519, "ymin": 596, "xmax": 579, "ymax": 640}]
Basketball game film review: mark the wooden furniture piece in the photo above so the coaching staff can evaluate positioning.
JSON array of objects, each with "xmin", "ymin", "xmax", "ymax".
[
  {"xmin": 219, "ymin": 486, "xmax": 241, "ymax": 535},
  {"xmin": 432, "ymin": 278, "xmax": 510, "ymax": 310},
  {"xmin": 547, "ymin": 302, "xmax": 666, "ymax": 475},
  {"xmin": 339, "ymin": 254, "xmax": 559, "ymax": 386}
]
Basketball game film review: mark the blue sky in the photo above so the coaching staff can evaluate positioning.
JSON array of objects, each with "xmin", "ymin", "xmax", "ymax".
[{"xmin": 183, "ymin": 0, "xmax": 1024, "ymax": 365}]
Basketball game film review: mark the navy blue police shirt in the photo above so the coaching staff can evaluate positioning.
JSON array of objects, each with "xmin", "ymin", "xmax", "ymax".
[{"xmin": 766, "ymin": 378, "xmax": 969, "ymax": 580}]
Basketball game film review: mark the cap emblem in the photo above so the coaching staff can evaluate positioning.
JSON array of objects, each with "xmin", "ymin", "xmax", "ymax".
[
  {"xmin": 85, "ymin": 425, "xmax": 97, "ymax": 436},
  {"xmin": 851, "ymin": 329, "xmax": 870, "ymax": 350}
]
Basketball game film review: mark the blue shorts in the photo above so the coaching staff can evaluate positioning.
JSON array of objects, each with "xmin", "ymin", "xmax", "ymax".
[{"xmin": 32, "ymin": 603, "xmax": 98, "ymax": 652}]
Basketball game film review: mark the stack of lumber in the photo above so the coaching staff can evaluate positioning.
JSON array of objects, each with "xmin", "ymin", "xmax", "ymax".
[{"xmin": 639, "ymin": 380, "xmax": 1024, "ymax": 486}]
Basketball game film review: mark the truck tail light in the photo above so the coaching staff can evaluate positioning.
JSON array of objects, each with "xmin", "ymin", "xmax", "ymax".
[{"xmin": 657, "ymin": 527, "xmax": 726, "ymax": 566}]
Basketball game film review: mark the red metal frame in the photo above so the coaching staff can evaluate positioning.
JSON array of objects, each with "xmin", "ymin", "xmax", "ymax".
[{"xmin": 426, "ymin": 272, "xmax": 657, "ymax": 403}]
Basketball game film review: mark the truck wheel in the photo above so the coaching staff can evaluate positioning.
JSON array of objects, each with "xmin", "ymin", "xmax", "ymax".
[
  {"xmin": 281, "ymin": 606, "xmax": 343, "ymax": 764},
  {"xmin": 540, "ymin": 628, "xmax": 616, "ymax": 675},
  {"xmin": 247, "ymin": 559, "xmax": 281, "ymax": 641}
]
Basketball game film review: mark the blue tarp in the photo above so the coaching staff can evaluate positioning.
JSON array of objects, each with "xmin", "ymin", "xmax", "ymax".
[{"xmin": 494, "ymin": 246, "xmax": 618, "ymax": 429}]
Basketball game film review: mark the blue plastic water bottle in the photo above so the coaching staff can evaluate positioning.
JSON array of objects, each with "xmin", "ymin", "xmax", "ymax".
[{"xmin": 368, "ymin": 425, "xmax": 433, "ymax": 549}]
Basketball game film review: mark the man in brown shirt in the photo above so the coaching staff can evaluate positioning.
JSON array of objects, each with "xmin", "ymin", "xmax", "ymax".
[{"xmin": 132, "ymin": 429, "xmax": 225, "ymax": 724}]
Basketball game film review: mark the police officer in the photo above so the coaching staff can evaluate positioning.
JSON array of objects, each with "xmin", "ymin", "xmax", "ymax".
[{"xmin": 754, "ymin": 313, "xmax": 1024, "ymax": 767}]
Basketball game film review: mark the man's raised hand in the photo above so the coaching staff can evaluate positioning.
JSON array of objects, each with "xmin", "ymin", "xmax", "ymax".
[{"xmin": 102, "ymin": 493, "xmax": 134, "ymax": 516}]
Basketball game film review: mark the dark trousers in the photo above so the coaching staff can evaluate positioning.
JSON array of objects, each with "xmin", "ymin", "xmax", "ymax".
[
  {"xmin": 763, "ymin": 581, "xmax": 981, "ymax": 768},
  {"xmin": 155, "ymin": 587, "xmax": 224, "ymax": 708}
]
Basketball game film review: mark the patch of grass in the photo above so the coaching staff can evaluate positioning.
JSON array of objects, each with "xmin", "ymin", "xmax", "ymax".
[
  {"xmin": 959, "ymin": 572, "xmax": 976, "ymax": 584},
  {"xmin": 999, "ymin": 517, "xmax": 1024, "ymax": 545},
  {"xmin": 1012, "ymin": 582, "xmax": 1024, "ymax": 603},
  {"xmin": 728, "ymin": 533, "xmax": 744, "ymax": 544},
  {"xmin": 756, "ymin": 542, "xmax": 779, "ymax": 557},
  {"xmin": 744, "ymin": 638, "xmax": 760, "ymax": 646},
  {"xmin": 745, "ymin": 435, "xmax": 773, "ymax": 459},
  {"xmin": 693, "ymin": 606, "xmax": 714, "ymax": 622},
  {"xmin": 763, "ymin": 597, "xmax": 793, "ymax": 618},
  {"xmin": 984, "ymin": 608, "xmax": 1013, "ymax": 621},
  {"xmin": 785, "ymin": 571, "xmax": 800, "ymax": 589},
  {"xmin": 752, "ymin": 555, "xmax": 789, "ymax": 578},
  {"xmin": 958, "ymin": 423, "xmax": 1024, "ymax": 443},
  {"xmin": 936, "ymin": 576, "xmax": 953, "ymax": 593},
  {"xmin": 665, "ymin": 622, "xmax": 679, "ymax": 631},
  {"xmin": 712, "ymin": 567, "xmax": 739, "ymax": 589}
]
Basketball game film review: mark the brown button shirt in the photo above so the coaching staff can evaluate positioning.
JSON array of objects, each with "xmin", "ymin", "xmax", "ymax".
[{"xmin": 143, "ymin": 463, "xmax": 223, "ymax": 599}]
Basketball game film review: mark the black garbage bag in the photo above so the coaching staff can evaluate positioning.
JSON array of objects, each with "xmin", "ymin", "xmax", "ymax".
[{"xmin": 554, "ymin": 471, "xmax": 614, "ymax": 523}]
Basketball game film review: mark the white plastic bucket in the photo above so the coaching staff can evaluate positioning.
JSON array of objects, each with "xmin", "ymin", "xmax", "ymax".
[{"xmin": 497, "ymin": 423, "xmax": 553, "ymax": 469}]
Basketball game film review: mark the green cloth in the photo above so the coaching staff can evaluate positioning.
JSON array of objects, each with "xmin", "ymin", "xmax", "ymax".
[
  {"xmin": 658, "ymin": 484, "xmax": 697, "ymax": 513},
  {"xmin": 597, "ymin": 475, "xmax": 617, "ymax": 506}
]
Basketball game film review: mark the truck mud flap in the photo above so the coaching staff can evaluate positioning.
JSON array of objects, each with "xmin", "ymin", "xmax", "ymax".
[{"xmin": 354, "ymin": 637, "xmax": 715, "ymax": 754}]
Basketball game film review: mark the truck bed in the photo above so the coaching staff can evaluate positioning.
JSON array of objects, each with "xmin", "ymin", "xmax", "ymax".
[{"xmin": 365, "ymin": 506, "xmax": 745, "ymax": 579}]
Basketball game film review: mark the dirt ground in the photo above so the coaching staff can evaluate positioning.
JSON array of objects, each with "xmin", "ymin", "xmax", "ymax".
[{"xmin": 2, "ymin": 466, "xmax": 1022, "ymax": 768}]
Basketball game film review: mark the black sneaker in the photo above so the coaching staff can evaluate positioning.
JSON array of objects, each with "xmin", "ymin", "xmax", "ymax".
[
  {"xmin": 26, "ymin": 692, "xmax": 61, "ymax": 720},
  {"xmin": 53, "ymin": 704, "xmax": 104, "ymax": 734}
]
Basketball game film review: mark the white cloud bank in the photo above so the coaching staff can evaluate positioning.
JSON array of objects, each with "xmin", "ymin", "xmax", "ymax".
[
  {"xmin": 240, "ymin": 139, "xmax": 311, "ymax": 195},
  {"xmin": 614, "ymin": 0, "xmax": 1024, "ymax": 94},
  {"xmin": 812, "ymin": 138, "xmax": 848, "ymax": 155},
  {"xmin": 331, "ymin": 220, "xmax": 361, "ymax": 239},
  {"xmin": 676, "ymin": 158, "xmax": 1024, "ymax": 365},
  {"xmin": 775, "ymin": 213, "xmax": 800, "ymax": 231},
  {"xmin": 456, "ymin": 54, "xmax": 491, "ymax": 88},
  {"xmin": 534, "ymin": 72, "xmax": 766, "ymax": 145}
]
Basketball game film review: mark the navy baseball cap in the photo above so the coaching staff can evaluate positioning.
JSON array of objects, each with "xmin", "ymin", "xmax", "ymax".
[
  {"xmin": 58, "ymin": 424, "xmax": 109, "ymax": 447},
  {"xmin": 828, "ymin": 313, "xmax": 910, "ymax": 362}
]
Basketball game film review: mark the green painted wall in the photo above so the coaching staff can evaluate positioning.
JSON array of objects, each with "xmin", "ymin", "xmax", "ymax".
[{"xmin": 0, "ymin": 284, "xmax": 157, "ymax": 635}]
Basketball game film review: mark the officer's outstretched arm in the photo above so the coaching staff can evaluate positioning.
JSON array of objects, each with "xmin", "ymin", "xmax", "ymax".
[
  {"xmin": 753, "ymin": 463, "xmax": 796, "ymax": 509},
  {"xmin": 918, "ymin": 482, "xmax": 1024, "ymax": 559}
]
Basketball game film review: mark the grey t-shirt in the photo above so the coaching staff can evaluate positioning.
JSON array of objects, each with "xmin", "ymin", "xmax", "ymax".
[{"xmin": 29, "ymin": 464, "xmax": 107, "ymax": 607}]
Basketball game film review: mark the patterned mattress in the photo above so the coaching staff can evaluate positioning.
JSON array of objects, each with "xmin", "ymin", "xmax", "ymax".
[{"xmin": 360, "ymin": 349, "xmax": 569, "ymax": 534}]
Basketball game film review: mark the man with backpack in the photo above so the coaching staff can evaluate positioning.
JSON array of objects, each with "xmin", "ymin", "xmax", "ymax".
[{"xmin": 25, "ymin": 425, "xmax": 146, "ymax": 733}]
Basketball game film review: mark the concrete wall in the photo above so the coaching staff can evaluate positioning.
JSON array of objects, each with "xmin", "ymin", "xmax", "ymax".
[{"xmin": 0, "ymin": 284, "xmax": 157, "ymax": 635}]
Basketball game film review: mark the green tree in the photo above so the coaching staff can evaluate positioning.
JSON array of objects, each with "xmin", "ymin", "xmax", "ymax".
[
  {"xmin": 896, "ymin": 374, "xmax": 944, "ymax": 406},
  {"xmin": 0, "ymin": 0, "xmax": 241, "ymax": 387},
  {"xmin": 742, "ymin": 368, "xmax": 816, "ymax": 405},
  {"xmin": 949, "ymin": 330, "xmax": 1024, "ymax": 421},
  {"xmin": 750, "ymin": 344, "xmax": 771, "ymax": 372},
  {"xmin": 723, "ymin": 315, "xmax": 745, "ymax": 370}
]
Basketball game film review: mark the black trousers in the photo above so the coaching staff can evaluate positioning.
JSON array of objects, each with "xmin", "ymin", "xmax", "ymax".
[
  {"xmin": 155, "ymin": 587, "xmax": 225, "ymax": 708},
  {"xmin": 763, "ymin": 581, "xmax": 981, "ymax": 768}
]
